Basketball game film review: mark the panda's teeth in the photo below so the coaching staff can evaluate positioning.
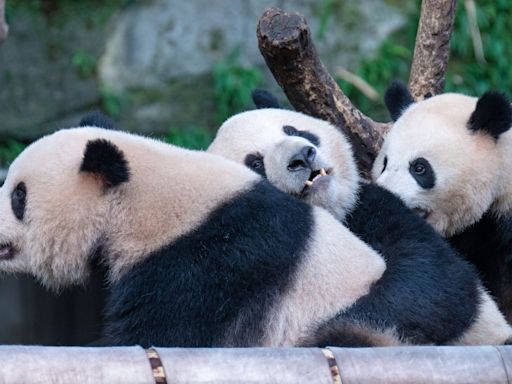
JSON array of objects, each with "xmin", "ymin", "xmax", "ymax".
[
  {"xmin": 305, "ymin": 180, "xmax": 313, "ymax": 187},
  {"xmin": 320, "ymin": 168, "xmax": 327, "ymax": 176},
  {"xmin": 312, "ymin": 174, "xmax": 322, "ymax": 182}
]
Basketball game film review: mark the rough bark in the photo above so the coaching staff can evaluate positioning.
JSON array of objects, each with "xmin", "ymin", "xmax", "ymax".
[
  {"xmin": 0, "ymin": 0, "xmax": 8, "ymax": 44},
  {"xmin": 257, "ymin": 8, "xmax": 389, "ymax": 177},
  {"xmin": 257, "ymin": 3, "xmax": 456, "ymax": 177},
  {"xmin": 408, "ymin": 0, "xmax": 456, "ymax": 99}
]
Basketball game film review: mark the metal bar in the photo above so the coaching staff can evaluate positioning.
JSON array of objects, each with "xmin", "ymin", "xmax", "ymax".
[{"xmin": 0, "ymin": 346, "xmax": 510, "ymax": 384}]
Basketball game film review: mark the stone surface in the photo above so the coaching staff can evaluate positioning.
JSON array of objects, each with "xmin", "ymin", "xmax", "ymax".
[
  {"xmin": 99, "ymin": 0, "xmax": 404, "ymax": 90},
  {"xmin": 0, "ymin": 6, "xmax": 107, "ymax": 140},
  {"xmin": 0, "ymin": 1, "xmax": 404, "ymax": 141}
]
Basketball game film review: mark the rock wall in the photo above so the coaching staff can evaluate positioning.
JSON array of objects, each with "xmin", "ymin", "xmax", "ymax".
[{"xmin": 0, "ymin": 0, "xmax": 404, "ymax": 141}]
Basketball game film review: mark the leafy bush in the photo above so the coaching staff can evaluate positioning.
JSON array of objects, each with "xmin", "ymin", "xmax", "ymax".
[
  {"xmin": 336, "ymin": 0, "xmax": 512, "ymax": 121},
  {"xmin": 0, "ymin": 140, "xmax": 26, "ymax": 167},
  {"xmin": 213, "ymin": 46, "xmax": 262, "ymax": 125},
  {"xmin": 71, "ymin": 50, "xmax": 97, "ymax": 79},
  {"xmin": 164, "ymin": 126, "xmax": 213, "ymax": 150}
]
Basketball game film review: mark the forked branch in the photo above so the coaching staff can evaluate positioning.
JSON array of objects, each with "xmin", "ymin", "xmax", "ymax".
[
  {"xmin": 408, "ymin": 0, "xmax": 457, "ymax": 99},
  {"xmin": 257, "ymin": 8, "xmax": 389, "ymax": 177},
  {"xmin": 256, "ymin": 2, "xmax": 456, "ymax": 177}
]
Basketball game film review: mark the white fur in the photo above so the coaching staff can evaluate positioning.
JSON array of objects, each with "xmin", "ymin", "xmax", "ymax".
[
  {"xmin": 209, "ymin": 108, "xmax": 360, "ymax": 221},
  {"xmin": 210, "ymin": 106, "xmax": 512, "ymax": 346},
  {"xmin": 373, "ymin": 93, "xmax": 508, "ymax": 236},
  {"xmin": 452, "ymin": 287, "xmax": 512, "ymax": 345},
  {"xmin": 0, "ymin": 127, "xmax": 387, "ymax": 346},
  {"xmin": 261, "ymin": 208, "xmax": 386, "ymax": 346},
  {"xmin": 1, "ymin": 128, "xmax": 260, "ymax": 287}
]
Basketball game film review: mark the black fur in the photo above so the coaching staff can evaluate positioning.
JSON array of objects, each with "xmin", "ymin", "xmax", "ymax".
[
  {"xmin": 409, "ymin": 157, "xmax": 436, "ymax": 189},
  {"xmin": 244, "ymin": 153, "xmax": 266, "ymax": 178},
  {"xmin": 11, "ymin": 182, "xmax": 26, "ymax": 221},
  {"xmin": 304, "ymin": 321, "xmax": 384, "ymax": 347},
  {"xmin": 251, "ymin": 89, "xmax": 282, "ymax": 109},
  {"xmin": 449, "ymin": 212, "xmax": 512, "ymax": 322},
  {"xmin": 80, "ymin": 139, "xmax": 130, "ymax": 187},
  {"xmin": 310, "ymin": 183, "xmax": 480, "ymax": 346},
  {"xmin": 385, "ymin": 80, "xmax": 415, "ymax": 121},
  {"xmin": 468, "ymin": 92, "xmax": 512, "ymax": 139},
  {"xmin": 79, "ymin": 111, "xmax": 115, "ymax": 130},
  {"xmin": 102, "ymin": 180, "xmax": 313, "ymax": 347},
  {"xmin": 283, "ymin": 125, "xmax": 320, "ymax": 147}
]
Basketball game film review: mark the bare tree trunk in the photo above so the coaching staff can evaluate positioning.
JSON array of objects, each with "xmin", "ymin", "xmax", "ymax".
[
  {"xmin": 0, "ymin": 0, "xmax": 8, "ymax": 44},
  {"xmin": 257, "ymin": 8, "xmax": 389, "ymax": 177},
  {"xmin": 257, "ymin": 2, "xmax": 456, "ymax": 177},
  {"xmin": 408, "ymin": 0, "xmax": 457, "ymax": 99}
]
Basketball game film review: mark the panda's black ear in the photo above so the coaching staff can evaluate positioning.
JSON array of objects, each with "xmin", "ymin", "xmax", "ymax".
[
  {"xmin": 251, "ymin": 89, "xmax": 283, "ymax": 109},
  {"xmin": 79, "ymin": 110, "xmax": 116, "ymax": 130},
  {"xmin": 80, "ymin": 139, "xmax": 130, "ymax": 187},
  {"xmin": 468, "ymin": 92, "xmax": 512, "ymax": 140},
  {"xmin": 384, "ymin": 80, "xmax": 415, "ymax": 121}
]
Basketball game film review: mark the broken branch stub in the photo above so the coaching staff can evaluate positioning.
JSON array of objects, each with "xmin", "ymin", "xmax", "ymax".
[
  {"xmin": 408, "ymin": 0, "xmax": 456, "ymax": 99},
  {"xmin": 257, "ymin": 8, "xmax": 389, "ymax": 178}
]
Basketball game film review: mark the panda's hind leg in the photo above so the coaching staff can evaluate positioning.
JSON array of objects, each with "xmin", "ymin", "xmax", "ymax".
[
  {"xmin": 452, "ymin": 288, "xmax": 512, "ymax": 345},
  {"xmin": 300, "ymin": 318, "xmax": 405, "ymax": 348}
]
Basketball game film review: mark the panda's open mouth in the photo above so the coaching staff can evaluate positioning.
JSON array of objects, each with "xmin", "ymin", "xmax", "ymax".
[
  {"xmin": 413, "ymin": 207, "xmax": 432, "ymax": 220},
  {"xmin": 0, "ymin": 243, "xmax": 13, "ymax": 260},
  {"xmin": 301, "ymin": 167, "xmax": 333, "ymax": 195}
]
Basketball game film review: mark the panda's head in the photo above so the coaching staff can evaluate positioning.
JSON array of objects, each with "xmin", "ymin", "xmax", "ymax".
[
  {"xmin": 0, "ymin": 128, "xmax": 130, "ymax": 289},
  {"xmin": 208, "ymin": 109, "xmax": 360, "ymax": 221},
  {"xmin": 373, "ymin": 81, "xmax": 512, "ymax": 236}
]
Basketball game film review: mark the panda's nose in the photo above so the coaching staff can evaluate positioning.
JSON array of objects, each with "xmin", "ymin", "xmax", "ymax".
[{"xmin": 287, "ymin": 146, "xmax": 316, "ymax": 171}]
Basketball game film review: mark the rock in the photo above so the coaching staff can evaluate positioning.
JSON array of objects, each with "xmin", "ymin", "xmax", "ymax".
[
  {"xmin": 0, "ymin": 6, "xmax": 107, "ymax": 140},
  {"xmin": 0, "ymin": 1, "xmax": 404, "ymax": 141},
  {"xmin": 100, "ymin": 0, "xmax": 404, "ymax": 90}
]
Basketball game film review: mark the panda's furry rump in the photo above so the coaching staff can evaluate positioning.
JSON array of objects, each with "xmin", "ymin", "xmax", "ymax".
[
  {"xmin": 311, "ymin": 184, "xmax": 480, "ymax": 345},
  {"xmin": 449, "ymin": 212, "xmax": 512, "ymax": 322},
  {"xmin": 102, "ymin": 180, "xmax": 312, "ymax": 347}
]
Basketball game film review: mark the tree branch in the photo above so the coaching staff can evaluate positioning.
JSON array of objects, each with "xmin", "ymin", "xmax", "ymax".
[
  {"xmin": 257, "ymin": 8, "xmax": 389, "ymax": 177},
  {"xmin": 408, "ymin": 0, "xmax": 456, "ymax": 99},
  {"xmin": 0, "ymin": 0, "xmax": 8, "ymax": 44}
]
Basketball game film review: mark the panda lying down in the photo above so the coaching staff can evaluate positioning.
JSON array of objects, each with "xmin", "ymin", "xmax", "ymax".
[
  {"xmin": 208, "ymin": 101, "xmax": 512, "ymax": 345},
  {"xmin": 0, "ymin": 123, "xmax": 389, "ymax": 347}
]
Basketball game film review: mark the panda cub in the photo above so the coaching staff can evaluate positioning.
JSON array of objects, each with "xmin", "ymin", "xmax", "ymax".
[
  {"xmin": 0, "ymin": 121, "xmax": 389, "ymax": 347},
  {"xmin": 374, "ymin": 81, "xmax": 512, "ymax": 321},
  {"xmin": 208, "ymin": 99, "xmax": 512, "ymax": 345}
]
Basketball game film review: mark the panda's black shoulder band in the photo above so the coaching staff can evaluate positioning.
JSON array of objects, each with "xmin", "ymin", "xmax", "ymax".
[{"xmin": 80, "ymin": 139, "xmax": 130, "ymax": 187}]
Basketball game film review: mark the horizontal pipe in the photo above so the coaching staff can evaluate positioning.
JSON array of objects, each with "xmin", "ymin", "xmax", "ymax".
[{"xmin": 0, "ymin": 346, "xmax": 510, "ymax": 384}]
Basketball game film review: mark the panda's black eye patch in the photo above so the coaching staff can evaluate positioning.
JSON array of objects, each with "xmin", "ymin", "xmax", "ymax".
[
  {"xmin": 282, "ymin": 125, "xmax": 320, "ymax": 147},
  {"xmin": 11, "ymin": 182, "xmax": 27, "ymax": 221},
  {"xmin": 409, "ymin": 157, "xmax": 435, "ymax": 189},
  {"xmin": 244, "ymin": 153, "xmax": 267, "ymax": 178},
  {"xmin": 381, "ymin": 156, "xmax": 388, "ymax": 174}
]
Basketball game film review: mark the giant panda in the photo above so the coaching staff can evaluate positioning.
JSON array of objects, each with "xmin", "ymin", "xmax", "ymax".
[
  {"xmin": 0, "ymin": 123, "xmax": 391, "ymax": 347},
  {"xmin": 373, "ymin": 81, "xmax": 512, "ymax": 321},
  {"xmin": 208, "ymin": 104, "xmax": 512, "ymax": 345}
]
